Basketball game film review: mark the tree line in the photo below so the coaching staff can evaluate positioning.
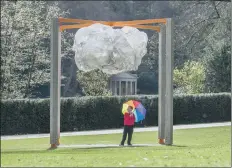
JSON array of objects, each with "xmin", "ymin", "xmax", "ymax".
[{"xmin": 1, "ymin": 1, "xmax": 231, "ymax": 99}]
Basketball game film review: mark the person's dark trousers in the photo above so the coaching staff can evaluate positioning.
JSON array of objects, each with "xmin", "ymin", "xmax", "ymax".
[{"xmin": 120, "ymin": 125, "xmax": 134, "ymax": 145}]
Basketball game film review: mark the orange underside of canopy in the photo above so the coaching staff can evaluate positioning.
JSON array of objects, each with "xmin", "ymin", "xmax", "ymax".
[{"xmin": 58, "ymin": 17, "xmax": 166, "ymax": 32}]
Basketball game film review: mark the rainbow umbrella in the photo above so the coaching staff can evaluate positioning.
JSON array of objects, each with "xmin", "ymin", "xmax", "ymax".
[{"xmin": 122, "ymin": 100, "xmax": 146, "ymax": 122}]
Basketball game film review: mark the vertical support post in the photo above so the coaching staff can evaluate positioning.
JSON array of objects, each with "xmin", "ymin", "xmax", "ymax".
[
  {"xmin": 165, "ymin": 18, "xmax": 174, "ymax": 145},
  {"xmin": 50, "ymin": 18, "xmax": 61, "ymax": 148},
  {"xmin": 158, "ymin": 25, "xmax": 166, "ymax": 144}
]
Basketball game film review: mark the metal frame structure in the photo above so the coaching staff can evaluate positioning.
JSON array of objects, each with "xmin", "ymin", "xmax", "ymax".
[{"xmin": 50, "ymin": 17, "xmax": 174, "ymax": 148}]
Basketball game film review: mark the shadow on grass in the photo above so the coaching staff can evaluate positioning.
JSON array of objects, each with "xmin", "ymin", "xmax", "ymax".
[
  {"xmin": 168, "ymin": 144, "xmax": 188, "ymax": 147},
  {"xmin": 2, "ymin": 144, "xmax": 189, "ymax": 154},
  {"xmin": 2, "ymin": 149, "xmax": 49, "ymax": 154},
  {"xmin": 64, "ymin": 145, "xmax": 152, "ymax": 149},
  {"xmin": 57, "ymin": 144, "xmax": 189, "ymax": 152},
  {"xmin": 2, "ymin": 146, "xmax": 60, "ymax": 154}
]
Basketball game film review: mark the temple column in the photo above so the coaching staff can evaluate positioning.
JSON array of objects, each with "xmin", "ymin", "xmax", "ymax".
[
  {"xmin": 125, "ymin": 81, "xmax": 128, "ymax": 95},
  {"xmin": 135, "ymin": 80, "xmax": 137, "ymax": 94},
  {"xmin": 114, "ymin": 80, "xmax": 117, "ymax": 95},
  {"xmin": 119, "ymin": 80, "xmax": 122, "ymax": 95},
  {"xmin": 130, "ymin": 81, "xmax": 133, "ymax": 95}
]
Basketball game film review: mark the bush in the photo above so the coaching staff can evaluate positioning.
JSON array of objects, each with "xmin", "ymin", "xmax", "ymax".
[
  {"xmin": 174, "ymin": 60, "xmax": 205, "ymax": 94},
  {"xmin": 204, "ymin": 45, "xmax": 231, "ymax": 93},
  {"xmin": 137, "ymin": 72, "xmax": 158, "ymax": 94},
  {"xmin": 76, "ymin": 69, "xmax": 112, "ymax": 96},
  {"xmin": 1, "ymin": 93, "xmax": 230, "ymax": 135}
]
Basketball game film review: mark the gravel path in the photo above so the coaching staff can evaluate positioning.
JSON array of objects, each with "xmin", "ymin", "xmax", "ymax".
[{"xmin": 1, "ymin": 122, "xmax": 230, "ymax": 141}]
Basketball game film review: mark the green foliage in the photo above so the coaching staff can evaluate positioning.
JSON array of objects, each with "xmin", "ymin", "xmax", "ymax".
[
  {"xmin": 170, "ymin": 1, "xmax": 231, "ymax": 62},
  {"xmin": 0, "ymin": 1, "xmax": 71, "ymax": 99},
  {"xmin": 1, "ymin": 93, "xmax": 230, "ymax": 135},
  {"xmin": 204, "ymin": 45, "xmax": 231, "ymax": 93},
  {"xmin": 76, "ymin": 69, "xmax": 112, "ymax": 96},
  {"xmin": 174, "ymin": 61, "xmax": 206, "ymax": 94}
]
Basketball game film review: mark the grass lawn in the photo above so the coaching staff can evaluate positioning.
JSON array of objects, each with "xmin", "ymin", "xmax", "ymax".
[{"xmin": 1, "ymin": 126, "xmax": 231, "ymax": 167}]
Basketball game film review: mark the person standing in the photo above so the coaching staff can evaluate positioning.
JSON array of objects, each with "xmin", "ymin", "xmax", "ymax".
[{"xmin": 120, "ymin": 106, "xmax": 135, "ymax": 146}]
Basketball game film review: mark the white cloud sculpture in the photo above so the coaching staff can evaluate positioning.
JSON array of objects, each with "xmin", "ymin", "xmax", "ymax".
[{"xmin": 72, "ymin": 23, "xmax": 148, "ymax": 74}]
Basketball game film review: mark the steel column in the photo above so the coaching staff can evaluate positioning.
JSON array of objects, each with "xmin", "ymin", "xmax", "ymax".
[
  {"xmin": 50, "ymin": 18, "xmax": 61, "ymax": 148},
  {"xmin": 164, "ymin": 18, "xmax": 174, "ymax": 145},
  {"xmin": 158, "ymin": 25, "xmax": 166, "ymax": 144}
]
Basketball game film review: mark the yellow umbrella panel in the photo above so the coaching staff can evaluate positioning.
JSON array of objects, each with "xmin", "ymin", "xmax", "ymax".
[{"xmin": 122, "ymin": 100, "xmax": 135, "ymax": 114}]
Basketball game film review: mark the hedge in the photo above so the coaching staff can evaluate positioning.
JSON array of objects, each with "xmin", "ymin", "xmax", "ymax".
[{"xmin": 1, "ymin": 93, "xmax": 231, "ymax": 135}]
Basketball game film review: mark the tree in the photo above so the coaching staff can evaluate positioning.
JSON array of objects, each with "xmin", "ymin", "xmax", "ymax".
[
  {"xmin": 174, "ymin": 61, "xmax": 205, "ymax": 94},
  {"xmin": 76, "ymin": 69, "xmax": 112, "ymax": 96},
  {"xmin": 204, "ymin": 44, "xmax": 231, "ymax": 93},
  {"xmin": 1, "ymin": 1, "xmax": 71, "ymax": 99},
  {"xmin": 169, "ymin": 1, "xmax": 231, "ymax": 63},
  {"xmin": 137, "ymin": 72, "xmax": 158, "ymax": 94}
]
